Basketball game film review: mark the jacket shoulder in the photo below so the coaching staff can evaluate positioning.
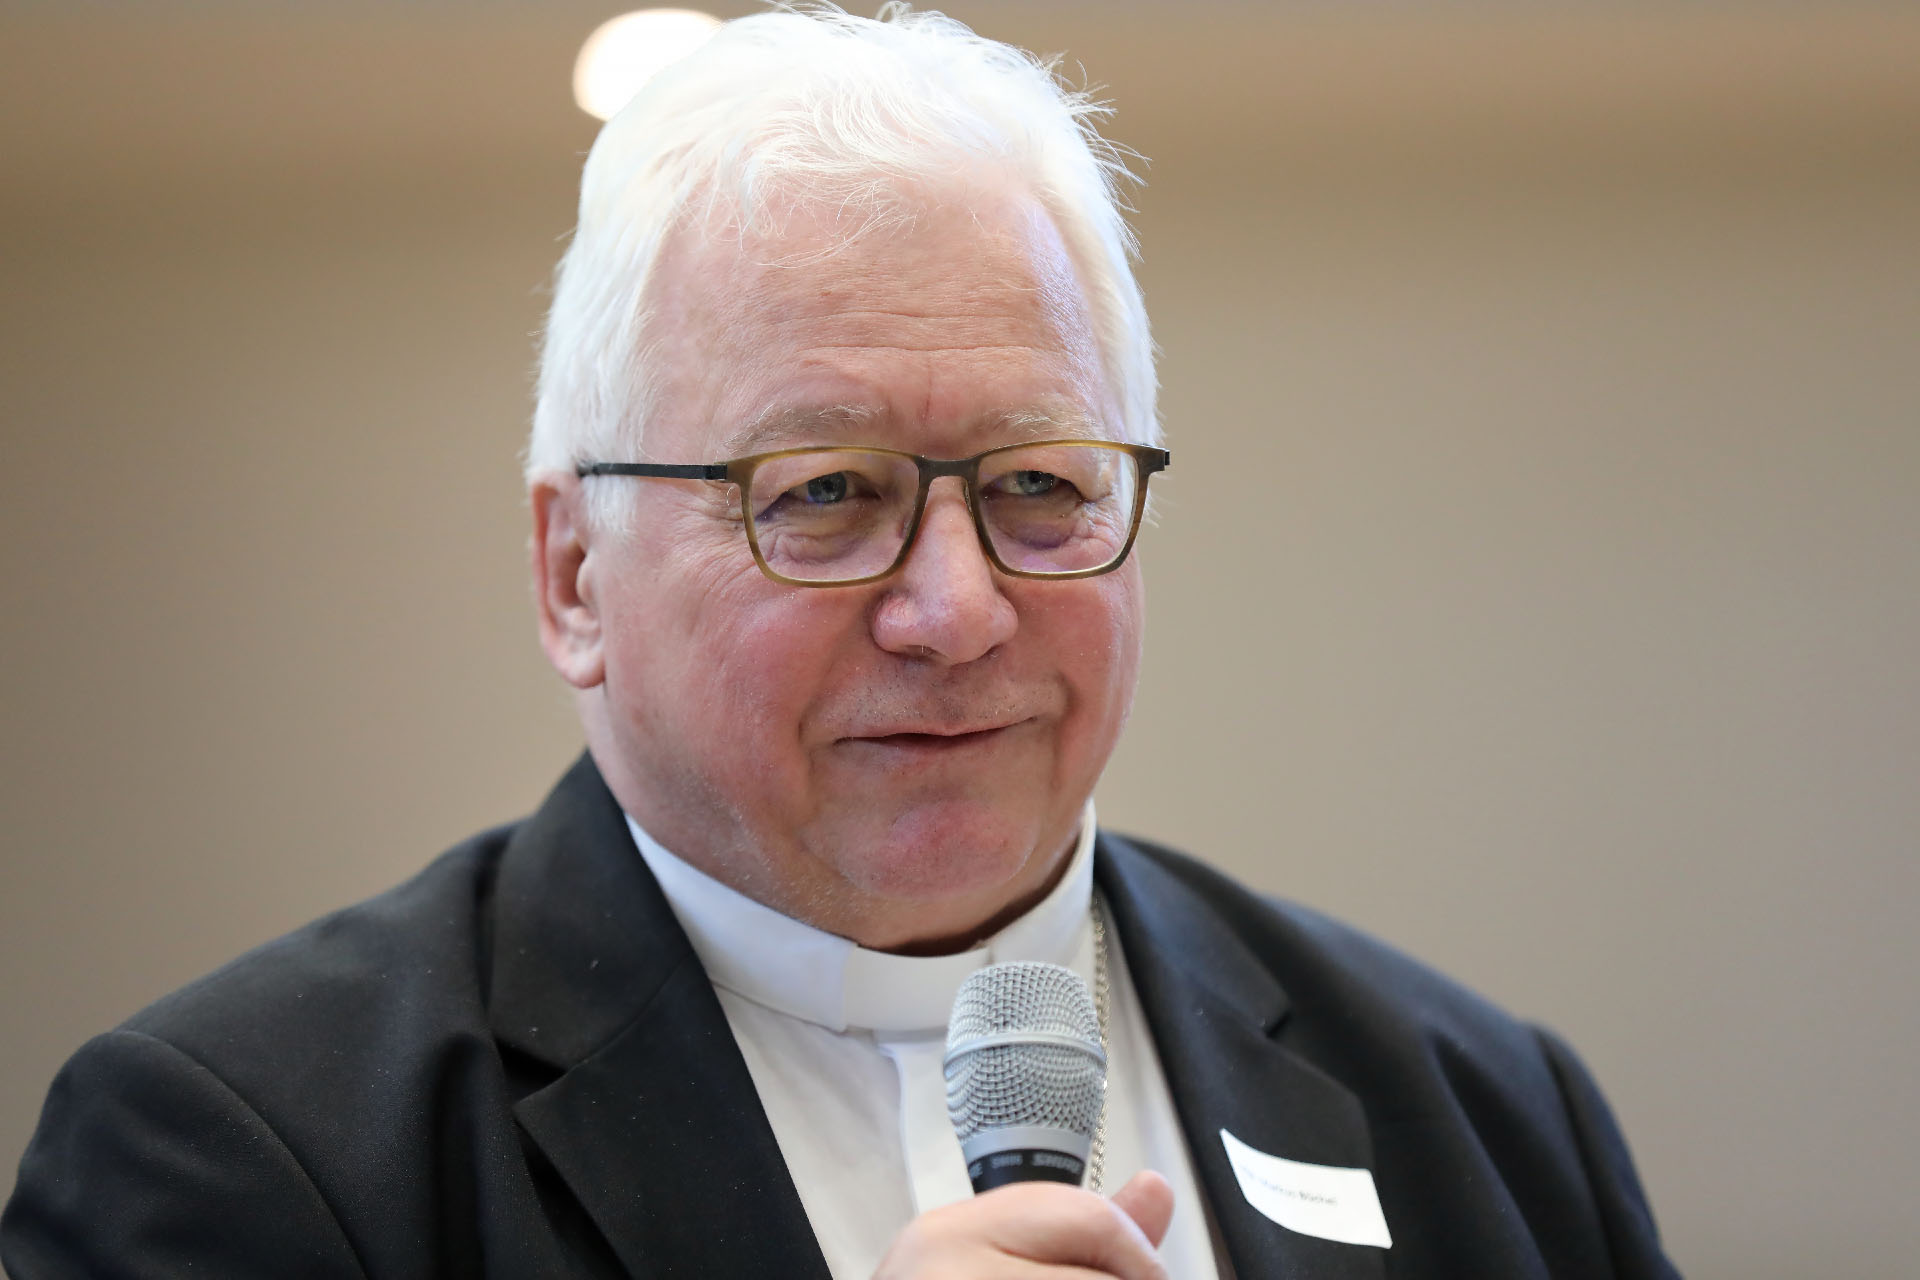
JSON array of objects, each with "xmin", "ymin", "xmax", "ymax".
[
  {"xmin": 6, "ymin": 823, "xmax": 535, "ymax": 1276},
  {"xmin": 1098, "ymin": 831, "xmax": 1564, "ymax": 1113},
  {"xmin": 122, "ymin": 821, "xmax": 519, "ymax": 1082},
  {"xmin": 1103, "ymin": 834, "xmax": 1522, "ymax": 1015},
  {"xmin": 1098, "ymin": 832, "xmax": 1680, "ymax": 1276}
]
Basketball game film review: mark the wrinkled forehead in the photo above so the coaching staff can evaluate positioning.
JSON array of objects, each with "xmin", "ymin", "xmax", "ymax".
[{"xmin": 637, "ymin": 180, "xmax": 1118, "ymax": 459}]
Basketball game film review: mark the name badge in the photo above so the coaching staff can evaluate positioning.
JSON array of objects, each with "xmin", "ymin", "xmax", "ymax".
[{"xmin": 1219, "ymin": 1129, "xmax": 1393, "ymax": 1248}]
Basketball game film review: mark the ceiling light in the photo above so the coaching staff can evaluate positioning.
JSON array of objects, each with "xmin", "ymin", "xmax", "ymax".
[{"xmin": 574, "ymin": 9, "xmax": 724, "ymax": 121}]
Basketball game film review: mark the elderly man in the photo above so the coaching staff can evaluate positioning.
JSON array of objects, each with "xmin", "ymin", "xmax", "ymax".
[{"xmin": 4, "ymin": 8, "xmax": 1679, "ymax": 1279}]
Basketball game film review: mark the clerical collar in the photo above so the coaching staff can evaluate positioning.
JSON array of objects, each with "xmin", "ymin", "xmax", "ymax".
[{"xmin": 625, "ymin": 807, "xmax": 1096, "ymax": 1036}]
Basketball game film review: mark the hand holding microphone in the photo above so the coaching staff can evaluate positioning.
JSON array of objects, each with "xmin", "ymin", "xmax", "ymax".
[
  {"xmin": 869, "ymin": 1174, "xmax": 1174, "ymax": 1280},
  {"xmin": 871, "ymin": 962, "xmax": 1174, "ymax": 1279}
]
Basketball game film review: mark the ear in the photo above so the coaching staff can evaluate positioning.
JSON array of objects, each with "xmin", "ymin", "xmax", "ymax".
[{"xmin": 531, "ymin": 475, "xmax": 607, "ymax": 689}]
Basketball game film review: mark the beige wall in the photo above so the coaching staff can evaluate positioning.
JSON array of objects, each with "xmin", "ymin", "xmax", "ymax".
[{"xmin": 3, "ymin": 5, "xmax": 1915, "ymax": 1275}]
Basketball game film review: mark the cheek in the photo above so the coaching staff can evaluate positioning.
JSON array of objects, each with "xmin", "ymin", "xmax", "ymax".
[
  {"xmin": 1025, "ymin": 569, "xmax": 1145, "ymax": 739},
  {"xmin": 1104, "ymin": 567, "xmax": 1148, "ymax": 686},
  {"xmin": 627, "ymin": 559, "xmax": 861, "ymax": 769},
  {"xmin": 599, "ymin": 528, "xmax": 761, "ymax": 728},
  {"xmin": 1081, "ymin": 568, "xmax": 1145, "ymax": 683}
]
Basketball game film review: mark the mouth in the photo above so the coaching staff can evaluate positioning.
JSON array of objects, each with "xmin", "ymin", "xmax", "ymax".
[{"xmin": 840, "ymin": 721, "xmax": 1027, "ymax": 753}]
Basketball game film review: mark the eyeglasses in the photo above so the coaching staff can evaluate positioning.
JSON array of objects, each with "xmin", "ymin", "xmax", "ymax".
[{"xmin": 577, "ymin": 439, "xmax": 1169, "ymax": 587}]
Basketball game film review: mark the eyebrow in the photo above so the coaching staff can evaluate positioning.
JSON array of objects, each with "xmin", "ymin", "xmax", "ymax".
[
  {"xmin": 716, "ymin": 404, "xmax": 881, "ymax": 457},
  {"xmin": 715, "ymin": 399, "xmax": 1107, "ymax": 459},
  {"xmin": 988, "ymin": 405, "xmax": 1104, "ymax": 441}
]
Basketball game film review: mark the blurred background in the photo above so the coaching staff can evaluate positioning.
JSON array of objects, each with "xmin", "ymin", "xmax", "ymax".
[{"xmin": 2, "ymin": 2, "xmax": 1915, "ymax": 1274}]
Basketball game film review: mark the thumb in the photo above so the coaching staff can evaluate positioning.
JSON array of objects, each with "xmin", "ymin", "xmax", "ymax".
[{"xmin": 1109, "ymin": 1169, "xmax": 1175, "ymax": 1249}]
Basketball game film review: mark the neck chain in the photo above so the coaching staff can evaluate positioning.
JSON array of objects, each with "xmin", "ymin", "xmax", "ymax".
[{"xmin": 1087, "ymin": 893, "xmax": 1112, "ymax": 1194}]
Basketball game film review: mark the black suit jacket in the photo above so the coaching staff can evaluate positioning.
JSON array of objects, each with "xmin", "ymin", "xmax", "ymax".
[{"xmin": 4, "ymin": 755, "xmax": 1679, "ymax": 1277}]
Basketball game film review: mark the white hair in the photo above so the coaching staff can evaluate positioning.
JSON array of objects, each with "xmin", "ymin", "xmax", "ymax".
[{"xmin": 527, "ymin": 3, "xmax": 1157, "ymax": 527}]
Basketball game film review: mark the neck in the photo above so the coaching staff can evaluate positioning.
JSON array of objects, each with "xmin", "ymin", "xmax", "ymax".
[{"xmin": 862, "ymin": 850, "xmax": 1078, "ymax": 955}]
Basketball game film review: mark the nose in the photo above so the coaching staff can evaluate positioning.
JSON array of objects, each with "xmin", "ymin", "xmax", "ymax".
[{"xmin": 870, "ymin": 478, "xmax": 1018, "ymax": 664}]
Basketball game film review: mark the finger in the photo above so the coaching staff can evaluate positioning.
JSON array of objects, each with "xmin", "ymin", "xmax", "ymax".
[
  {"xmin": 1109, "ymin": 1169, "xmax": 1175, "ymax": 1249},
  {"xmin": 977, "ymin": 1183, "xmax": 1169, "ymax": 1280}
]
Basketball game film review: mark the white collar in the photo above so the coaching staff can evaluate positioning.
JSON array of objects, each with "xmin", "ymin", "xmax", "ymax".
[{"xmin": 625, "ymin": 806, "xmax": 1097, "ymax": 1035}]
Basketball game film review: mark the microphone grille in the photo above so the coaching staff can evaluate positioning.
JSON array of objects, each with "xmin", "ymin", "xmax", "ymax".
[{"xmin": 944, "ymin": 961, "xmax": 1105, "ymax": 1144}]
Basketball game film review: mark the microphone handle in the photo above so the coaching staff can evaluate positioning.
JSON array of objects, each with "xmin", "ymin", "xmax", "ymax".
[
  {"xmin": 967, "ymin": 1146, "xmax": 1086, "ymax": 1192},
  {"xmin": 961, "ymin": 1124, "xmax": 1091, "ymax": 1192}
]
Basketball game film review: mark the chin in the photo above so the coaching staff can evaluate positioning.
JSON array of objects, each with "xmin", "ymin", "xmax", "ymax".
[{"xmin": 835, "ymin": 799, "xmax": 1050, "ymax": 905}]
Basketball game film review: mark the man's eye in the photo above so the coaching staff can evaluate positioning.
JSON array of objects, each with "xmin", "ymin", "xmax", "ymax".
[
  {"xmin": 1001, "ymin": 470, "xmax": 1065, "ymax": 498},
  {"xmin": 797, "ymin": 472, "xmax": 853, "ymax": 504}
]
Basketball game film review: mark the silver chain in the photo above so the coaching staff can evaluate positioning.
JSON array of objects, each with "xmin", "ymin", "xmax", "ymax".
[{"xmin": 1087, "ymin": 893, "xmax": 1111, "ymax": 1194}]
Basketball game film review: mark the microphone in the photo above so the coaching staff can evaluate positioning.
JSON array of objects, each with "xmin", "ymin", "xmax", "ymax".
[{"xmin": 944, "ymin": 961, "xmax": 1107, "ymax": 1193}]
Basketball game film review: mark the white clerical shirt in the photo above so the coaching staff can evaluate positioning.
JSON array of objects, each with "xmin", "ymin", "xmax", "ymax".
[{"xmin": 626, "ymin": 807, "xmax": 1226, "ymax": 1279}]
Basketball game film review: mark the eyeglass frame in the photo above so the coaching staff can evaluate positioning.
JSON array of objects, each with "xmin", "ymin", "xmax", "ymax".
[{"xmin": 576, "ymin": 438, "xmax": 1170, "ymax": 588}]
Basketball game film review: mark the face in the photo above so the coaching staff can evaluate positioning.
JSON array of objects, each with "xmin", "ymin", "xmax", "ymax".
[{"xmin": 536, "ymin": 186, "xmax": 1145, "ymax": 952}]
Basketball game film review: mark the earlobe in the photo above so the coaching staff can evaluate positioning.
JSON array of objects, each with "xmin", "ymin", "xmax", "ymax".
[{"xmin": 531, "ymin": 477, "xmax": 607, "ymax": 689}]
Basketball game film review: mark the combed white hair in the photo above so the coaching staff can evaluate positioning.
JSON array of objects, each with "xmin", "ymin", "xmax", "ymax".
[{"xmin": 527, "ymin": 3, "xmax": 1157, "ymax": 525}]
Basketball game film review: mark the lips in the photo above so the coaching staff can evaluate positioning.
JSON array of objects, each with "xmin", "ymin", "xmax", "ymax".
[
  {"xmin": 855, "ymin": 721, "xmax": 1018, "ymax": 741},
  {"xmin": 837, "ymin": 719, "xmax": 1028, "ymax": 752}
]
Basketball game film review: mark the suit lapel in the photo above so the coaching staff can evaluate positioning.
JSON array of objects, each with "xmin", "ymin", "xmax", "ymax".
[
  {"xmin": 1097, "ymin": 836, "xmax": 1388, "ymax": 1280},
  {"xmin": 489, "ymin": 755, "xmax": 830, "ymax": 1279}
]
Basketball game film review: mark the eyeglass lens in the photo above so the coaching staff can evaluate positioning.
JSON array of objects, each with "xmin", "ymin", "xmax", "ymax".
[{"xmin": 745, "ymin": 444, "xmax": 1141, "ymax": 582}]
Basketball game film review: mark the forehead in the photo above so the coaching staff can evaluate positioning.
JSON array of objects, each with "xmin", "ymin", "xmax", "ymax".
[{"xmin": 640, "ymin": 187, "xmax": 1116, "ymax": 460}]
